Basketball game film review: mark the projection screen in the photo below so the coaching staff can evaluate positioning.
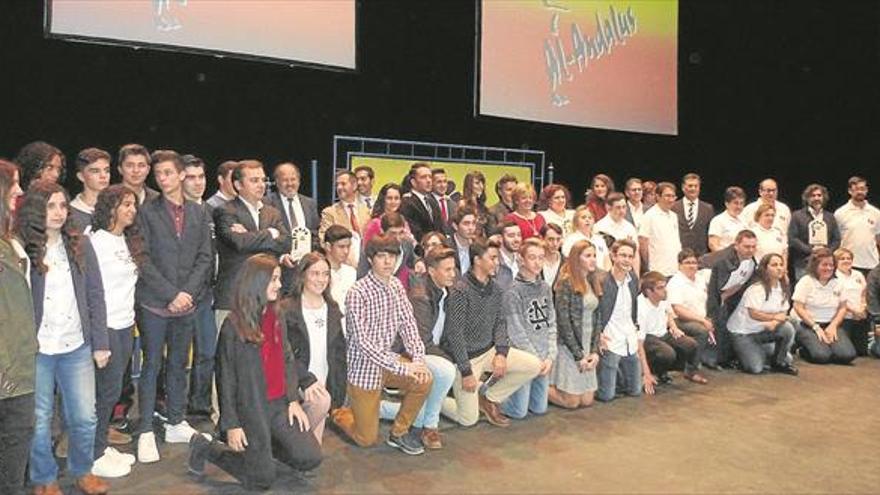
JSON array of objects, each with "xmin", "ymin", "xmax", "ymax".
[
  {"xmin": 46, "ymin": 0, "xmax": 357, "ymax": 70},
  {"xmin": 477, "ymin": 0, "xmax": 678, "ymax": 135}
]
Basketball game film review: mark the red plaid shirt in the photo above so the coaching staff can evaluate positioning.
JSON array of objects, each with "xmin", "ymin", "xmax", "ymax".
[{"xmin": 344, "ymin": 271, "xmax": 424, "ymax": 390}]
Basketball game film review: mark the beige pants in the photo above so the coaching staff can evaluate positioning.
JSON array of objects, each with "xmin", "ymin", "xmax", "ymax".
[{"xmin": 441, "ymin": 347, "xmax": 541, "ymax": 426}]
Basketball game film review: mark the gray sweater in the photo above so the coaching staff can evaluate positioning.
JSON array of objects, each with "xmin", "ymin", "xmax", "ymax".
[{"xmin": 503, "ymin": 274, "xmax": 557, "ymax": 362}]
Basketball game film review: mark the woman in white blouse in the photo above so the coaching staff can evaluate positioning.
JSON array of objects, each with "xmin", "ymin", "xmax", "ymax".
[
  {"xmin": 834, "ymin": 248, "xmax": 869, "ymax": 355},
  {"xmin": 538, "ymin": 184, "xmax": 574, "ymax": 235},
  {"xmin": 752, "ymin": 202, "xmax": 787, "ymax": 267},
  {"xmin": 562, "ymin": 205, "xmax": 610, "ymax": 270},
  {"xmin": 792, "ymin": 248, "xmax": 856, "ymax": 364}
]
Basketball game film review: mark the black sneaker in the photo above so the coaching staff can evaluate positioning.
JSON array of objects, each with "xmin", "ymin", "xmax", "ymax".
[
  {"xmin": 188, "ymin": 433, "xmax": 211, "ymax": 478},
  {"xmin": 386, "ymin": 431, "xmax": 425, "ymax": 455},
  {"xmin": 771, "ymin": 363, "xmax": 799, "ymax": 376},
  {"xmin": 658, "ymin": 373, "xmax": 673, "ymax": 384}
]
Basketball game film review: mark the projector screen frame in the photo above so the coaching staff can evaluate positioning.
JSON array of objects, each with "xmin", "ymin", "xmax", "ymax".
[{"xmin": 42, "ymin": 0, "xmax": 360, "ymax": 73}]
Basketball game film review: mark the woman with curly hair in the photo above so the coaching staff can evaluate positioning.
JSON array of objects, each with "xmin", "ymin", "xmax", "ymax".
[
  {"xmin": 17, "ymin": 180, "xmax": 110, "ymax": 495},
  {"xmin": 87, "ymin": 184, "xmax": 146, "ymax": 477},
  {"xmin": 363, "ymin": 183, "xmax": 412, "ymax": 244},
  {"xmin": 15, "ymin": 141, "xmax": 66, "ymax": 188},
  {"xmin": 538, "ymin": 183, "xmax": 574, "ymax": 235}
]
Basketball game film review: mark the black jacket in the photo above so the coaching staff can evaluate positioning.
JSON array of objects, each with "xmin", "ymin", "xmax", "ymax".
[
  {"xmin": 787, "ymin": 208, "xmax": 841, "ymax": 271},
  {"xmin": 596, "ymin": 270, "xmax": 638, "ymax": 338},
  {"xmin": 407, "ymin": 274, "xmax": 452, "ymax": 358},
  {"xmin": 264, "ymin": 191, "xmax": 320, "ymax": 238},
  {"xmin": 400, "ymin": 193, "xmax": 444, "ymax": 245},
  {"xmin": 281, "ymin": 297, "xmax": 347, "ymax": 409},
  {"xmin": 672, "ymin": 198, "xmax": 715, "ymax": 256},
  {"xmin": 706, "ymin": 245, "xmax": 757, "ymax": 319},
  {"xmin": 555, "ymin": 278, "xmax": 602, "ymax": 361}
]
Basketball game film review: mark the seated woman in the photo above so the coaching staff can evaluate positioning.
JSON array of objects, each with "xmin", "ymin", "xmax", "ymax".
[
  {"xmin": 726, "ymin": 253, "xmax": 799, "ymax": 375},
  {"xmin": 548, "ymin": 240, "xmax": 601, "ymax": 409},
  {"xmin": 792, "ymin": 248, "xmax": 856, "ymax": 365},
  {"xmin": 283, "ymin": 252, "xmax": 347, "ymax": 441},
  {"xmin": 189, "ymin": 254, "xmax": 322, "ymax": 490},
  {"xmin": 834, "ymin": 248, "xmax": 869, "ymax": 356},
  {"xmin": 504, "ymin": 182, "xmax": 545, "ymax": 240}
]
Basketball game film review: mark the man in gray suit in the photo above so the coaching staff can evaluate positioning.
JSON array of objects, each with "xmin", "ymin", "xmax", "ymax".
[{"xmin": 672, "ymin": 173, "xmax": 715, "ymax": 256}]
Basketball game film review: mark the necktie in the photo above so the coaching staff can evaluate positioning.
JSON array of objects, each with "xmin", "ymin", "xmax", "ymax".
[
  {"xmin": 364, "ymin": 196, "xmax": 372, "ymax": 210},
  {"xmin": 686, "ymin": 201, "xmax": 695, "ymax": 229},
  {"xmin": 287, "ymin": 197, "xmax": 298, "ymax": 228},
  {"xmin": 439, "ymin": 196, "xmax": 448, "ymax": 223},
  {"xmin": 347, "ymin": 204, "xmax": 360, "ymax": 233}
]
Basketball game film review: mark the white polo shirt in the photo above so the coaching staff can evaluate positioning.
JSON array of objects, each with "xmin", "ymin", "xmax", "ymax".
[
  {"xmin": 639, "ymin": 205, "xmax": 681, "ymax": 276},
  {"xmin": 666, "ymin": 270, "xmax": 710, "ymax": 319},
  {"xmin": 835, "ymin": 269, "xmax": 866, "ymax": 320},
  {"xmin": 753, "ymin": 224, "xmax": 787, "ymax": 262},
  {"xmin": 727, "ymin": 282, "xmax": 789, "ymax": 335},
  {"xmin": 792, "ymin": 276, "xmax": 844, "ymax": 323},
  {"xmin": 637, "ymin": 295, "xmax": 672, "ymax": 338},
  {"xmin": 834, "ymin": 200, "xmax": 880, "ymax": 269},
  {"xmin": 595, "ymin": 215, "xmax": 638, "ymax": 243},
  {"xmin": 743, "ymin": 199, "xmax": 791, "ymax": 234},
  {"xmin": 708, "ymin": 211, "xmax": 747, "ymax": 250}
]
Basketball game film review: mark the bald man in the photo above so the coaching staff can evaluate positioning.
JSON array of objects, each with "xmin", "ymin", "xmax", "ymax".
[{"xmin": 742, "ymin": 178, "xmax": 791, "ymax": 234}]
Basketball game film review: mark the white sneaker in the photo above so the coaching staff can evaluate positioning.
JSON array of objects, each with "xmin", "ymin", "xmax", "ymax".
[
  {"xmin": 137, "ymin": 432, "xmax": 160, "ymax": 463},
  {"xmin": 164, "ymin": 420, "xmax": 199, "ymax": 444},
  {"xmin": 92, "ymin": 453, "xmax": 131, "ymax": 478},
  {"xmin": 106, "ymin": 446, "xmax": 136, "ymax": 466}
]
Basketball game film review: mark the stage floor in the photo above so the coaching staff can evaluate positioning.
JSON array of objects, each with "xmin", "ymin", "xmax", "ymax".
[{"xmin": 63, "ymin": 358, "xmax": 880, "ymax": 494}]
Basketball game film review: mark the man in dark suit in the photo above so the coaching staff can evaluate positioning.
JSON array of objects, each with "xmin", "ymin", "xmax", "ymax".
[
  {"xmin": 788, "ymin": 183, "xmax": 841, "ymax": 280},
  {"xmin": 672, "ymin": 173, "xmax": 715, "ymax": 256},
  {"xmin": 431, "ymin": 168, "xmax": 457, "ymax": 234},
  {"xmin": 135, "ymin": 150, "xmax": 213, "ymax": 461},
  {"xmin": 400, "ymin": 162, "xmax": 444, "ymax": 244},
  {"xmin": 214, "ymin": 160, "xmax": 293, "ymax": 325},
  {"xmin": 265, "ymin": 162, "xmax": 320, "ymax": 238}
]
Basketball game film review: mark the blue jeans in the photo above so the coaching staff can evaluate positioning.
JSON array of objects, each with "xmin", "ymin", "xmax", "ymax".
[
  {"xmin": 188, "ymin": 297, "xmax": 218, "ymax": 415},
  {"xmin": 29, "ymin": 344, "xmax": 96, "ymax": 484},
  {"xmin": 596, "ymin": 351, "xmax": 642, "ymax": 402},
  {"xmin": 378, "ymin": 355, "xmax": 456, "ymax": 429},
  {"xmin": 137, "ymin": 310, "xmax": 195, "ymax": 433},
  {"xmin": 501, "ymin": 373, "xmax": 549, "ymax": 419}
]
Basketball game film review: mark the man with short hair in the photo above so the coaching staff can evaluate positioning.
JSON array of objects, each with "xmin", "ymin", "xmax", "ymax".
[
  {"xmin": 596, "ymin": 240, "xmax": 649, "ymax": 402},
  {"xmin": 672, "ymin": 173, "xmax": 715, "ymax": 256},
  {"xmin": 624, "ymin": 177, "xmax": 645, "ymax": 229},
  {"xmin": 400, "ymin": 162, "xmax": 444, "ymax": 243},
  {"xmin": 265, "ymin": 162, "xmax": 319, "ymax": 238},
  {"xmin": 450, "ymin": 205, "xmax": 478, "ymax": 273},
  {"xmin": 117, "ymin": 143, "xmax": 159, "ymax": 205},
  {"xmin": 330, "ymin": 234, "xmax": 432, "ymax": 455},
  {"xmin": 500, "ymin": 238, "xmax": 557, "ymax": 419},
  {"xmin": 834, "ymin": 176, "xmax": 880, "ymax": 277},
  {"xmin": 356, "ymin": 212, "xmax": 416, "ymax": 284},
  {"xmin": 353, "ymin": 165, "xmax": 376, "ymax": 210},
  {"xmin": 488, "ymin": 174, "xmax": 518, "ymax": 229},
  {"xmin": 639, "ymin": 182, "xmax": 682, "ymax": 276},
  {"xmin": 595, "ymin": 191, "xmax": 640, "ymax": 274},
  {"xmin": 70, "ymin": 147, "xmax": 111, "ymax": 232},
  {"xmin": 496, "ymin": 220, "xmax": 523, "ymax": 290},
  {"xmin": 789, "ymin": 183, "xmax": 841, "ymax": 280},
  {"xmin": 431, "ymin": 168, "xmax": 457, "ymax": 229},
  {"xmin": 319, "ymin": 170, "xmax": 370, "ymax": 266},
  {"xmin": 708, "ymin": 186, "xmax": 748, "ymax": 253},
  {"xmin": 705, "ymin": 230, "xmax": 759, "ymax": 368},
  {"xmin": 135, "ymin": 150, "xmax": 213, "ymax": 462},
  {"xmin": 323, "ymin": 225, "xmax": 357, "ymax": 316},
  {"xmin": 440, "ymin": 238, "xmax": 542, "ymax": 427},
  {"xmin": 205, "ymin": 160, "xmax": 239, "ymax": 212},
  {"xmin": 742, "ymin": 178, "xmax": 791, "ymax": 233},
  {"xmin": 666, "ymin": 249, "xmax": 714, "ymax": 370}
]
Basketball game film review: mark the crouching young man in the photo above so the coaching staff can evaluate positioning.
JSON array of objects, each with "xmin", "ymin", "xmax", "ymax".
[{"xmin": 330, "ymin": 234, "xmax": 433, "ymax": 455}]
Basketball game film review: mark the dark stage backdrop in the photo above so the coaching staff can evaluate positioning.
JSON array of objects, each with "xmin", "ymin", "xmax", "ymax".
[{"xmin": 0, "ymin": 0, "xmax": 877, "ymax": 210}]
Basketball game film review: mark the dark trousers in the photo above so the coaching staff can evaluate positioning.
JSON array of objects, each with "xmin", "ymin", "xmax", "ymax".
[
  {"xmin": 796, "ymin": 321, "xmax": 857, "ymax": 365},
  {"xmin": 0, "ymin": 393, "xmax": 34, "ymax": 495},
  {"xmin": 205, "ymin": 399, "xmax": 321, "ymax": 490},
  {"xmin": 94, "ymin": 326, "xmax": 134, "ymax": 457},
  {"xmin": 188, "ymin": 298, "xmax": 217, "ymax": 415},
  {"xmin": 675, "ymin": 319, "xmax": 711, "ymax": 369},
  {"xmin": 643, "ymin": 333, "xmax": 699, "ymax": 376},
  {"xmin": 845, "ymin": 318, "xmax": 870, "ymax": 357},
  {"xmin": 731, "ymin": 321, "xmax": 796, "ymax": 374},
  {"xmin": 704, "ymin": 307, "xmax": 734, "ymax": 367},
  {"xmin": 137, "ymin": 310, "xmax": 195, "ymax": 433}
]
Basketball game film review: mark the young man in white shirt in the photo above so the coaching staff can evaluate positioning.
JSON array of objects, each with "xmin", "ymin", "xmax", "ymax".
[
  {"xmin": 639, "ymin": 182, "xmax": 681, "ymax": 277},
  {"xmin": 666, "ymin": 249, "xmax": 714, "ymax": 370},
  {"xmin": 742, "ymin": 178, "xmax": 791, "ymax": 233},
  {"xmin": 323, "ymin": 225, "xmax": 357, "ymax": 316},
  {"xmin": 496, "ymin": 220, "xmax": 522, "ymax": 290},
  {"xmin": 834, "ymin": 176, "xmax": 880, "ymax": 276},
  {"xmin": 595, "ymin": 192, "xmax": 640, "ymax": 274}
]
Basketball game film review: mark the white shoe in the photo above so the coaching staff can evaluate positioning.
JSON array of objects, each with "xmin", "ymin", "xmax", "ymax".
[
  {"xmin": 92, "ymin": 453, "xmax": 131, "ymax": 478},
  {"xmin": 164, "ymin": 420, "xmax": 199, "ymax": 444},
  {"xmin": 106, "ymin": 446, "xmax": 136, "ymax": 466},
  {"xmin": 137, "ymin": 432, "xmax": 160, "ymax": 463}
]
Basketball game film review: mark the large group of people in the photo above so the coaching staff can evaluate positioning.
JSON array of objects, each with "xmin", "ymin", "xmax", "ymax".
[{"xmin": 1, "ymin": 140, "xmax": 879, "ymax": 494}]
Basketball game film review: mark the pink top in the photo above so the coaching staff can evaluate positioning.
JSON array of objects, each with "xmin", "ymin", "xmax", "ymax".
[{"xmin": 363, "ymin": 217, "xmax": 412, "ymax": 244}]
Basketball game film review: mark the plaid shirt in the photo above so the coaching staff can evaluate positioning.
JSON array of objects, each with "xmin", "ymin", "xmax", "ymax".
[{"xmin": 345, "ymin": 271, "xmax": 425, "ymax": 390}]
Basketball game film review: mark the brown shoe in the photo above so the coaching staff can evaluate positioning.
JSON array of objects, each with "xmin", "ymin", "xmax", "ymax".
[
  {"xmin": 421, "ymin": 428, "xmax": 443, "ymax": 450},
  {"xmin": 684, "ymin": 372, "xmax": 709, "ymax": 385},
  {"xmin": 478, "ymin": 395, "xmax": 510, "ymax": 427},
  {"xmin": 32, "ymin": 483, "xmax": 62, "ymax": 495},
  {"xmin": 107, "ymin": 427, "xmax": 132, "ymax": 445},
  {"xmin": 76, "ymin": 474, "xmax": 110, "ymax": 495}
]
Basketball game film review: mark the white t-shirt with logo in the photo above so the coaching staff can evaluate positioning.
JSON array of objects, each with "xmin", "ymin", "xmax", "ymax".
[
  {"xmin": 834, "ymin": 200, "xmax": 880, "ymax": 269},
  {"xmin": 791, "ymin": 276, "xmax": 844, "ymax": 324},
  {"xmin": 727, "ymin": 282, "xmax": 789, "ymax": 335},
  {"xmin": 708, "ymin": 211, "xmax": 747, "ymax": 250}
]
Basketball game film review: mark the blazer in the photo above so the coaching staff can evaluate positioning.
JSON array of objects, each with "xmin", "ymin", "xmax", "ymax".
[
  {"xmin": 596, "ymin": 270, "xmax": 638, "ymax": 337},
  {"xmin": 264, "ymin": 190, "xmax": 320, "ymax": 237},
  {"xmin": 787, "ymin": 208, "xmax": 841, "ymax": 271},
  {"xmin": 318, "ymin": 201, "xmax": 370, "ymax": 241},
  {"xmin": 432, "ymin": 193, "xmax": 458, "ymax": 234},
  {"xmin": 30, "ymin": 236, "xmax": 109, "ymax": 352},
  {"xmin": 672, "ymin": 198, "xmax": 715, "ymax": 256},
  {"xmin": 407, "ymin": 274, "xmax": 452, "ymax": 358},
  {"xmin": 0, "ymin": 238, "xmax": 38, "ymax": 399},
  {"xmin": 280, "ymin": 297, "xmax": 347, "ymax": 409},
  {"xmin": 216, "ymin": 314, "xmax": 303, "ymax": 433},
  {"xmin": 554, "ymin": 278, "xmax": 602, "ymax": 362},
  {"xmin": 214, "ymin": 198, "xmax": 291, "ymax": 309},
  {"xmin": 400, "ymin": 192, "xmax": 444, "ymax": 244},
  {"xmin": 706, "ymin": 245, "xmax": 757, "ymax": 319},
  {"xmin": 137, "ymin": 196, "xmax": 213, "ymax": 308}
]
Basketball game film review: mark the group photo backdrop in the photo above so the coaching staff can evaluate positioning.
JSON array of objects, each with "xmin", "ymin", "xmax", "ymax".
[{"xmin": 478, "ymin": 0, "xmax": 678, "ymax": 135}]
